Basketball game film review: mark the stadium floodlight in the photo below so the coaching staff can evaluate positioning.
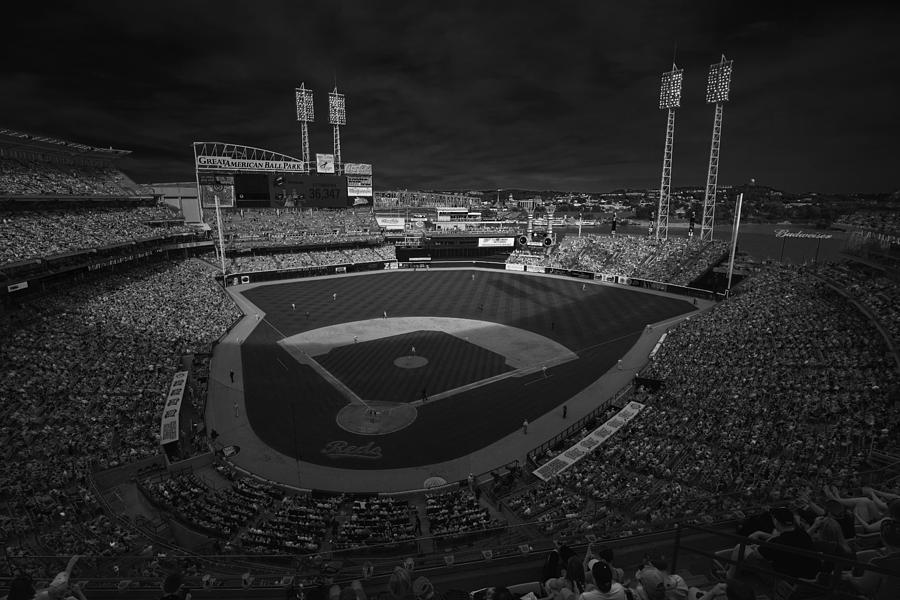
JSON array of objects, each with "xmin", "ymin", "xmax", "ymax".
[
  {"xmin": 658, "ymin": 66, "xmax": 683, "ymax": 110},
  {"xmin": 655, "ymin": 63, "xmax": 682, "ymax": 241},
  {"xmin": 328, "ymin": 90, "xmax": 346, "ymax": 125},
  {"xmin": 295, "ymin": 85, "xmax": 315, "ymax": 122},
  {"xmin": 700, "ymin": 54, "xmax": 734, "ymax": 241},
  {"xmin": 705, "ymin": 56, "xmax": 733, "ymax": 104}
]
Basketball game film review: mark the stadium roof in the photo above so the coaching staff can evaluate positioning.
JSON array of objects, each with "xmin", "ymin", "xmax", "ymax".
[{"xmin": 0, "ymin": 128, "xmax": 131, "ymax": 159}]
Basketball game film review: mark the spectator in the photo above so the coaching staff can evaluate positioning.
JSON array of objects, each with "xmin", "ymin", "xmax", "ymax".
[
  {"xmin": 580, "ymin": 561, "xmax": 629, "ymax": 600},
  {"xmin": 584, "ymin": 546, "xmax": 624, "ymax": 585},
  {"xmin": 715, "ymin": 507, "xmax": 819, "ymax": 581},
  {"xmin": 686, "ymin": 579, "xmax": 755, "ymax": 600},
  {"xmin": 388, "ymin": 567, "xmax": 414, "ymax": 600},
  {"xmin": 840, "ymin": 519, "xmax": 900, "ymax": 600},
  {"xmin": 825, "ymin": 485, "xmax": 898, "ymax": 534},
  {"xmin": 490, "ymin": 588, "xmax": 515, "ymax": 600},
  {"xmin": 5, "ymin": 574, "xmax": 36, "ymax": 600},
  {"xmin": 637, "ymin": 557, "xmax": 688, "ymax": 600},
  {"xmin": 565, "ymin": 555, "xmax": 586, "ymax": 595},
  {"xmin": 160, "ymin": 572, "xmax": 191, "ymax": 599},
  {"xmin": 634, "ymin": 567, "xmax": 666, "ymax": 600},
  {"xmin": 540, "ymin": 579, "xmax": 570, "ymax": 600},
  {"xmin": 413, "ymin": 577, "xmax": 436, "ymax": 600},
  {"xmin": 804, "ymin": 499, "xmax": 854, "ymax": 559}
]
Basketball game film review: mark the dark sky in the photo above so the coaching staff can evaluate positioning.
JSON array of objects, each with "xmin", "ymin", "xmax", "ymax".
[{"xmin": 2, "ymin": 1, "xmax": 898, "ymax": 193}]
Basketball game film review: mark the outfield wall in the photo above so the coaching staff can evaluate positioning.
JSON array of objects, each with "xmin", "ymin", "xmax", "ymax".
[{"xmin": 225, "ymin": 259, "xmax": 722, "ymax": 300}]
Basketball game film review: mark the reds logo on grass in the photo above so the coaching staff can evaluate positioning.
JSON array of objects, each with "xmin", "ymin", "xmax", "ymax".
[{"xmin": 321, "ymin": 440, "xmax": 383, "ymax": 460}]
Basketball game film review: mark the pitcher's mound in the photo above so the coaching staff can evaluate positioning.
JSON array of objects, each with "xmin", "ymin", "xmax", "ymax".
[
  {"xmin": 337, "ymin": 401, "xmax": 418, "ymax": 435},
  {"xmin": 394, "ymin": 355, "xmax": 428, "ymax": 369}
]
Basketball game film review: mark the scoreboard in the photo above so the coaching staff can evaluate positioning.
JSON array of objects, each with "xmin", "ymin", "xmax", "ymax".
[
  {"xmin": 194, "ymin": 145, "xmax": 373, "ymax": 210},
  {"xmin": 268, "ymin": 173, "xmax": 349, "ymax": 208}
]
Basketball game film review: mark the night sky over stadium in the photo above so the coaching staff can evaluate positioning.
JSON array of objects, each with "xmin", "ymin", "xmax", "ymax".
[{"xmin": 2, "ymin": 1, "xmax": 898, "ymax": 193}]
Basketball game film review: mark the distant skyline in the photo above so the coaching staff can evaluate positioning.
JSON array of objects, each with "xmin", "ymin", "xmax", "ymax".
[{"xmin": 1, "ymin": 1, "xmax": 898, "ymax": 193}]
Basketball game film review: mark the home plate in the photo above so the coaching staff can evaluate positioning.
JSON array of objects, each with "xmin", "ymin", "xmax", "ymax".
[{"xmin": 336, "ymin": 401, "xmax": 418, "ymax": 435}]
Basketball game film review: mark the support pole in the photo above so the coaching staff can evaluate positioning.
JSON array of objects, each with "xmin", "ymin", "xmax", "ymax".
[
  {"xmin": 301, "ymin": 121, "xmax": 311, "ymax": 173},
  {"xmin": 656, "ymin": 108, "xmax": 676, "ymax": 241},
  {"xmin": 333, "ymin": 124, "xmax": 342, "ymax": 175},
  {"xmin": 701, "ymin": 102, "xmax": 724, "ymax": 241}
]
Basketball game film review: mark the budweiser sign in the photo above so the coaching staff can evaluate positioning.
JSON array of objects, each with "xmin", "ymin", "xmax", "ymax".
[{"xmin": 774, "ymin": 229, "xmax": 833, "ymax": 239}]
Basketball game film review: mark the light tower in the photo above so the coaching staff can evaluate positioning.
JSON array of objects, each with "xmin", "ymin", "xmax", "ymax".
[
  {"xmin": 545, "ymin": 204, "xmax": 556, "ymax": 246},
  {"xmin": 520, "ymin": 198, "xmax": 536, "ymax": 243},
  {"xmin": 329, "ymin": 87, "xmax": 346, "ymax": 175},
  {"xmin": 295, "ymin": 84, "xmax": 315, "ymax": 173},
  {"xmin": 656, "ymin": 63, "xmax": 683, "ymax": 241},
  {"xmin": 700, "ymin": 55, "xmax": 733, "ymax": 241}
]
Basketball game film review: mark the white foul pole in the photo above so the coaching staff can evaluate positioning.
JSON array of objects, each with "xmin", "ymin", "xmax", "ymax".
[
  {"xmin": 726, "ymin": 192, "xmax": 743, "ymax": 294},
  {"xmin": 214, "ymin": 194, "xmax": 227, "ymax": 286}
]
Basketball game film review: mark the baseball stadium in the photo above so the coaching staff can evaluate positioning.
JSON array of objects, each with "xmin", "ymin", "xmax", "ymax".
[{"xmin": 1, "ymin": 79, "xmax": 899, "ymax": 600}]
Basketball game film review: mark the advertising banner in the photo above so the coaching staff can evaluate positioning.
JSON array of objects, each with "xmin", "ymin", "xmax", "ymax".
[
  {"xmin": 159, "ymin": 371, "xmax": 189, "ymax": 445},
  {"xmin": 347, "ymin": 175, "xmax": 373, "ymax": 197},
  {"xmin": 505, "ymin": 263, "xmax": 525, "ymax": 271},
  {"xmin": 375, "ymin": 216, "xmax": 406, "ymax": 230},
  {"xmin": 199, "ymin": 174, "xmax": 236, "ymax": 208},
  {"xmin": 316, "ymin": 153, "xmax": 336, "ymax": 174},
  {"xmin": 567, "ymin": 270, "xmax": 594, "ymax": 280},
  {"xmin": 525, "ymin": 265, "xmax": 546, "ymax": 273},
  {"xmin": 629, "ymin": 278, "xmax": 668, "ymax": 292},
  {"xmin": 196, "ymin": 156, "xmax": 305, "ymax": 172},
  {"xmin": 533, "ymin": 401, "xmax": 645, "ymax": 481},
  {"xmin": 344, "ymin": 163, "xmax": 373, "ymax": 175},
  {"xmin": 477, "ymin": 237, "xmax": 515, "ymax": 248}
]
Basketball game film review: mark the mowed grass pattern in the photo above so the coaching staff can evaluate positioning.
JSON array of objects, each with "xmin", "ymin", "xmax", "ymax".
[{"xmin": 239, "ymin": 269, "xmax": 693, "ymax": 469}]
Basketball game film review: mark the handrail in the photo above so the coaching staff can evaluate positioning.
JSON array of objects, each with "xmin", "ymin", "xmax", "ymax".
[{"xmin": 673, "ymin": 523, "xmax": 899, "ymax": 586}]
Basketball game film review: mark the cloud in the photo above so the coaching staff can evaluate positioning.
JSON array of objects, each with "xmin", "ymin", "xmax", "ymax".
[{"xmin": 0, "ymin": 1, "xmax": 898, "ymax": 192}]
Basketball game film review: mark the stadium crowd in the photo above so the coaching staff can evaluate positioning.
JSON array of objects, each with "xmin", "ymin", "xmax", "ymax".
[
  {"xmin": 426, "ymin": 489, "xmax": 505, "ymax": 542},
  {"xmin": 517, "ymin": 265, "xmax": 899, "ymax": 544},
  {"xmin": 0, "ymin": 157, "xmax": 141, "ymax": 196},
  {"xmin": 334, "ymin": 497, "xmax": 416, "ymax": 550},
  {"xmin": 0, "ymin": 259, "xmax": 240, "ymax": 575},
  {"xmin": 507, "ymin": 234, "xmax": 727, "ymax": 286},
  {"xmin": 227, "ymin": 245, "xmax": 397, "ymax": 274},
  {"xmin": 0, "ymin": 203, "xmax": 192, "ymax": 265},
  {"xmin": 210, "ymin": 208, "xmax": 381, "ymax": 246},
  {"xmin": 142, "ymin": 472, "xmax": 278, "ymax": 539},
  {"xmin": 239, "ymin": 493, "xmax": 342, "ymax": 555},
  {"xmin": 818, "ymin": 262, "xmax": 900, "ymax": 352},
  {"xmin": 836, "ymin": 209, "xmax": 900, "ymax": 234},
  {"xmin": 136, "ymin": 468, "xmax": 513, "ymax": 557}
]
